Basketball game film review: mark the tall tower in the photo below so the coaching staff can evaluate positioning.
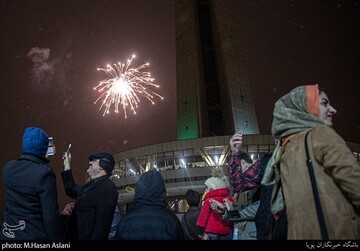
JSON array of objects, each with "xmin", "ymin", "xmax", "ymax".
[{"xmin": 176, "ymin": 0, "xmax": 259, "ymax": 140}]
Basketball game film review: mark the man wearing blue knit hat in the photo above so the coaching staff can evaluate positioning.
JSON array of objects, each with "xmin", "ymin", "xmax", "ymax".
[{"xmin": 0, "ymin": 127, "xmax": 66, "ymax": 240}]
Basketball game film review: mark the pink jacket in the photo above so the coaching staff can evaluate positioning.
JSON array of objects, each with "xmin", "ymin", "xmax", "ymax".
[{"xmin": 196, "ymin": 188, "xmax": 234, "ymax": 235}]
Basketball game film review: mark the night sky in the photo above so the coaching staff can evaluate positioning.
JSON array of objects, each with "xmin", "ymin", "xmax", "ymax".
[{"xmin": 1, "ymin": 0, "xmax": 359, "ymax": 211}]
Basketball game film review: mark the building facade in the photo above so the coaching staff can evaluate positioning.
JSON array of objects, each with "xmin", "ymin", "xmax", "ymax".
[
  {"xmin": 112, "ymin": 134, "xmax": 278, "ymax": 211},
  {"xmin": 110, "ymin": 0, "xmax": 360, "ymax": 214},
  {"xmin": 111, "ymin": 135, "xmax": 360, "ymax": 212},
  {"xmin": 176, "ymin": 0, "xmax": 259, "ymax": 140}
]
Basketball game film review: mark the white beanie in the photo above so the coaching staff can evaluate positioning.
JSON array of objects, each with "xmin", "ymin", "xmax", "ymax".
[{"xmin": 205, "ymin": 177, "xmax": 227, "ymax": 190}]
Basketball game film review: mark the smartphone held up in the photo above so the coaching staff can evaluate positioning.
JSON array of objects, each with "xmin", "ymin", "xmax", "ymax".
[
  {"xmin": 238, "ymin": 121, "xmax": 248, "ymax": 134},
  {"xmin": 66, "ymin": 144, "xmax": 72, "ymax": 155},
  {"xmin": 46, "ymin": 137, "xmax": 55, "ymax": 156}
]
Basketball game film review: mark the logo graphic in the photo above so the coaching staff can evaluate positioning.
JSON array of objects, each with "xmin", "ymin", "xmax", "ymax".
[{"xmin": 2, "ymin": 220, "xmax": 26, "ymax": 238}]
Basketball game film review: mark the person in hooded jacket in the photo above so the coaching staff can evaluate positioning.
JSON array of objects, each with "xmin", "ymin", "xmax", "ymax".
[
  {"xmin": 116, "ymin": 169, "xmax": 184, "ymax": 240},
  {"xmin": 1, "ymin": 127, "xmax": 66, "ymax": 240}
]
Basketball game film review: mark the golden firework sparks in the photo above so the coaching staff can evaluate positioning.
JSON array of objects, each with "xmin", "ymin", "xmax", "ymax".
[{"xmin": 94, "ymin": 55, "xmax": 163, "ymax": 117}]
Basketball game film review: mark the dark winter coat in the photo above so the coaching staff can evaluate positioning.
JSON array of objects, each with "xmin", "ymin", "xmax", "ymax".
[
  {"xmin": 116, "ymin": 170, "xmax": 184, "ymax": 240},
  {"xmin": 61, "ymin": 170, "xmax": 118, "ymax": 240},
  {"xmin": 1, "ymin": 154, "xmax": 65, "ymax": 240},
  {"xmin": 181, "ymin": 206, "xmax": 201, "ymax": 240}
]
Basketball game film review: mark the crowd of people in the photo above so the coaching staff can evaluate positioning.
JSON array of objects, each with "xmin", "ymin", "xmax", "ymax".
[{"xmin": 1, "ymin": 84, "xmax": 359, "ymax": 240}]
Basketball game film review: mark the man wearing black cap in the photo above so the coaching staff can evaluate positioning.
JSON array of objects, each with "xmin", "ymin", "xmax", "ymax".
[{"xmin": 61, "ymin": 151, "xmax": 118, "ymax": 240}]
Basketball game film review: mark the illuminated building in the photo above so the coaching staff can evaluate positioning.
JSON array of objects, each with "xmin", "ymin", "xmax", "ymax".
[{"xmin": 111, "ymin": 0, "xmax": 360, "ymax": 213}]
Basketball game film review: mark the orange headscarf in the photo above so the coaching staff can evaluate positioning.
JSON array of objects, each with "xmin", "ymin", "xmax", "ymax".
[{"xmin": 306, "ymin": 84, "xmax": 319, "ymax": 117}]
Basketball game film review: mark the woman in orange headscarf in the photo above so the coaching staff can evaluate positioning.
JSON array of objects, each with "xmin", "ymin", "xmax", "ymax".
[{"xmin": 262, "ymin": 84, "xmax": 360, "ymax": 239}]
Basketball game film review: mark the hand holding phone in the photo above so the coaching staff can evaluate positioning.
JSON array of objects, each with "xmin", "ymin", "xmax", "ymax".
[
  {"xmin": 63, "ymin": 144, "xmax": 71, "ymax": 160},
  {"xmin": 63, "ymin": 144, "xmax": 72, "ymax": 171},
  {"xmin": 66, "ymin": 144, "xmax": 72, "ymax": 154}
]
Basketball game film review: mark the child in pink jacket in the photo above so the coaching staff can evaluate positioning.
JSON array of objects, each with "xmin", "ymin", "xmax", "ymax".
[{"xmin": 196, "ymin": 174, "xmax": 234, "ymax": 240}]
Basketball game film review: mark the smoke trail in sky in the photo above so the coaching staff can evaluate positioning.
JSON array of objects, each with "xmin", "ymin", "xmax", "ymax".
[{"xmin": 27, "ymin": 47, "xmax": 55, "ymax": 84}]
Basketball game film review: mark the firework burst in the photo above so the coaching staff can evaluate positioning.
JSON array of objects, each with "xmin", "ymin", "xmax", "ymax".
[{"xmin": 94, "ymin": 55, "xmax": 163, "ymax": 117}]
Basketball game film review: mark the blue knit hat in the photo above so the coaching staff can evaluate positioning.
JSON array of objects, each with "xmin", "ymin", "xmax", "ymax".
[{"xmin": 22, "ymin": 127, "xmax": 49, "ymax": 156}]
